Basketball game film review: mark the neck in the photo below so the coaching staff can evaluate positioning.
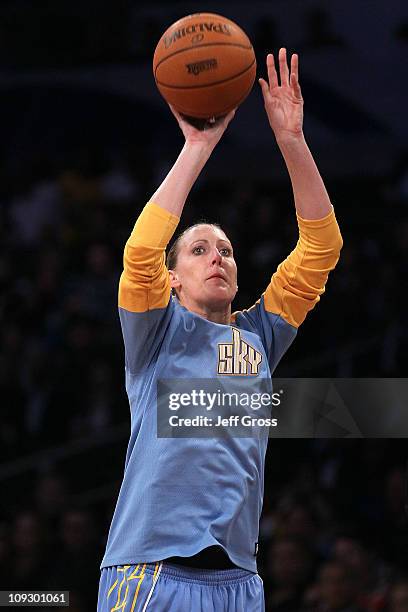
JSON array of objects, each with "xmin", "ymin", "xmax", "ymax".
[{"xmin": 178, "ymin": 296, "xmax": 231, "ymax": 325}]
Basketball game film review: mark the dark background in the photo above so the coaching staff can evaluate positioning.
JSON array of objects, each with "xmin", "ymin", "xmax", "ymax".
[{"xmin": 1, "ymin": 1, "xmax": 408, "ymax": 610}]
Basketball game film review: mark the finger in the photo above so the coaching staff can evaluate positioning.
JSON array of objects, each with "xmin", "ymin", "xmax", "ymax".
[
  {"xmin": 222, "ymin": 108, "xmax": 236, "ymax": 127},
  {"xmin": 291, "ymin": 53, "xmax": 299, "ymax": 84},
  {"xmin": 290, "ymin": 53, "xmax": 302, "ymax": 100},
  {"xmin": 290, "ymin": 73, "xmax": 302, "ymax": 100},
  {"xmin": 204, "ymin": 109, "xmax": 235, "ymax": 131},
  {"xmin": 168, "ymin": 104, "xmax": 183, "ymax": 122},
  {"xmin": 258, "ymin": 78, "xmax": 270, "ymax": 98},
  {"xmin": 266, "ymin": 53, "xmax": 278, "ymax": 89},
  {"xmin": 226, "ymin": 108, "xmax": 236, "ymax": 121},
  {"xmin": 278, "ymin": 47, "xmax": 289, "ymax": 87}
]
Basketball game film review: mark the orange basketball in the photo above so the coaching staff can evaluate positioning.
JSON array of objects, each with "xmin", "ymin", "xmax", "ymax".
[{"xmin": 153, "ymin": 13, "xmax": 256, "ymax": 119}]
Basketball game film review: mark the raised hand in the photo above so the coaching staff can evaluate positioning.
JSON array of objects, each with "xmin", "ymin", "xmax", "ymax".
[
  {"xmin": 169, "ymin": 105, "xmax": 236, "ymax": 149},
  {"xmin": 259, "ymin": 48, "xmax": 304, "ymax": 141}
]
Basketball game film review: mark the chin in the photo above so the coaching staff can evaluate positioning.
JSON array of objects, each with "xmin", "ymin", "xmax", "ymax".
[{"xmin": 205, "ymin": 289, "xmax": 234, "ymax": 309}]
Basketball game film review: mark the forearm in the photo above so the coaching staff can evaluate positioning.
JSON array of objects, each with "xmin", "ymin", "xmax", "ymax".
[
  {"xmin": 277, "ymin": 133, "xmax": 332, "ymax": 220},
  {"xmin": 150, "ymin": 141, "xmax": 214, "ymax": 217}
]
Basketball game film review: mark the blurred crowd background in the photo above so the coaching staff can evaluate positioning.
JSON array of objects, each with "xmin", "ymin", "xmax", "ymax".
[{"xmin": 1, "ymin": 0, "xmax": 407, "ymax": 610}]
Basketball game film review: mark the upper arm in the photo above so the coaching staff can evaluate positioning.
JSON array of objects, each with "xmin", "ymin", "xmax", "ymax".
[
  {"xmin": 118, "ymin": 202, "xmax": 179, "ymax": 372},
  {"xmin": 263, "ymin": 207, "xmax": 343, "ymax": 328},
  {"xmin": 119, "ymin": 202, "xmax": 179, "ymax": 313},
  {"xmin": 232, "ymin": 208, "xmax": 342, "ymax": 370},
  {"xmin": 119, "ymin": 244, "xmax": 171, "ymax": 313}
]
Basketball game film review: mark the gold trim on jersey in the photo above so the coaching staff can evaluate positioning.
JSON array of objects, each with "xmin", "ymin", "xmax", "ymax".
[{"xmin": 106, "ymin": 563, "xmax": 159, "ymax": 612}]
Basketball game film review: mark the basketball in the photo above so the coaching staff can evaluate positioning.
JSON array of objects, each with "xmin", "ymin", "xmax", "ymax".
[{"xmin": 153, "ymin": 13, "xmax": 256, "ymax": 119}]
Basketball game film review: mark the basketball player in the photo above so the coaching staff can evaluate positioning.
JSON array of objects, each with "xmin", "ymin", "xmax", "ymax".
[{"xmin": 97, "ymin": 49, "xmax": 342, "ymax": 611}]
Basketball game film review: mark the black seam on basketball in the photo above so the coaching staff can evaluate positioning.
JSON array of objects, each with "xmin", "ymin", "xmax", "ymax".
[
  {"xmin": 216, "ymin": 81, "xmax": 254, "ymax": 114},
  {"xmin": 156, "ymin": 57, "xmax": 256, "ymax": 90},
  {"xmin": 154, "ymin": 42, "xmax": 253, "ymax": 75},
  {"xmin": 172, "ymin": 79, "xmax": 255, "ymax": 118}
]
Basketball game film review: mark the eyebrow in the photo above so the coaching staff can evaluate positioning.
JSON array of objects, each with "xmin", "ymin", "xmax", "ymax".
[{"xmin": 190, "ymin": 238, "xmax": 232, "ymax": 247}]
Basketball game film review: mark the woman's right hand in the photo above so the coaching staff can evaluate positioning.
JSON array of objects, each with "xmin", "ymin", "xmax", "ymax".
[{"xmin": 169, "ymin": 105, "xmax": 236, "ymax": 149}]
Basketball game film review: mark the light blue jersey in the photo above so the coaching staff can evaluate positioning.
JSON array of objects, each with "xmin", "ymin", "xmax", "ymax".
[{"xmin": 101, "ymin": 201, "xmax": 342, "ymax": 573}]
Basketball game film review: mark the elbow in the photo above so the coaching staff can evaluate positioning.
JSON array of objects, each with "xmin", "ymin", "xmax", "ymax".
[
  {"xmin": 333, "ymin": 232, "xmax": 344, "ymax": 255},
  {"xmin": 329, "ymin": 227, "xmax": 343, "ymax": 258},
  {"xmin": 318, "ymin": 232, "xmax": 343, "ymax": 270}
]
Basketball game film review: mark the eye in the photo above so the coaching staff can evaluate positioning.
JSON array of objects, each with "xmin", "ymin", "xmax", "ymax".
[
  {"xmin": 220, "ymin": 247, "xmax": 232, "ymax": 256},
  {"xmin": 192, "ymin": 246, "xmax": 205, "ymax": 255}
]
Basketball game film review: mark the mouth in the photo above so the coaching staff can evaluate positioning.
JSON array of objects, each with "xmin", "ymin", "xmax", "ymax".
[{"xmin": 207, "ymin": 273, "xmax": 227, "ymax": 282}]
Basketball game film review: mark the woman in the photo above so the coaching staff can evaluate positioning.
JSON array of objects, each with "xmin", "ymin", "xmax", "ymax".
[{"xmin": 98, "ymin": 49, "xmax": 342, "ymax": 612}]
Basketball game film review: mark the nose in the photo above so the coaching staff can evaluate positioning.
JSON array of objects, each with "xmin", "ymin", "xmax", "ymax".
[{"xmin": 210, "ymin": 247, "xmax": 222, "ymax": 266}]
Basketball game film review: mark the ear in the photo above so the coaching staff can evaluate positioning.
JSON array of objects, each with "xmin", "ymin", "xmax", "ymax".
[{"xmin": 169, "ymin": 269, "xmax": 181, "ymax": 291}]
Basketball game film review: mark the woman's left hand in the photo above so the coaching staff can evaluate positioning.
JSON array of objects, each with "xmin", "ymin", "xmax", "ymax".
[
  {"xmin": 259, "ymin": 48, "xmax": 304, "ymax": 141},
  {"xmin": 168, "ymin": 105, "xmax": 236, "ymax": 150}
]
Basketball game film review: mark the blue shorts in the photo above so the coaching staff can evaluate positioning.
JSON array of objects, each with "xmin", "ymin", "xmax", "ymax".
[{"xmin": 98, "ymin": 562, "xmax": 265, "ymax": 611}]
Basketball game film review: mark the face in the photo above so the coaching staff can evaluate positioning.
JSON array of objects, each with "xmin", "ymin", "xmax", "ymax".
[{"xmin": 170, "ymin": 225, "xmax": 238, "ymax": 311}]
